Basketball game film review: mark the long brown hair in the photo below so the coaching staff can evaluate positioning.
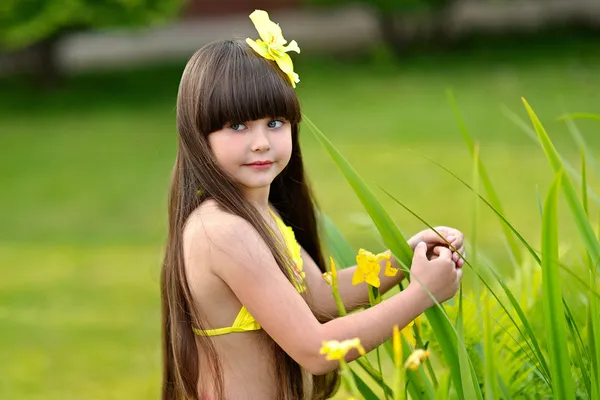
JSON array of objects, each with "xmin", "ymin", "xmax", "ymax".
[{"xmin": 161, "ymin": 39, "xmax": 339, "ymax": 399}]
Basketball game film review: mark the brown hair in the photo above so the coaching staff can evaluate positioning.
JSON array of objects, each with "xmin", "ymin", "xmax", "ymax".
[{"xmin": 161, "ymin": 39, "xmax": 339, "ymax": 399}]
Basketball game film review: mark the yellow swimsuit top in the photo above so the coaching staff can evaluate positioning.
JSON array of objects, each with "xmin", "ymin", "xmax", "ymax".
[{"xmin": 193, "ymin": 211, "xmax": 306, "ymax": 337}]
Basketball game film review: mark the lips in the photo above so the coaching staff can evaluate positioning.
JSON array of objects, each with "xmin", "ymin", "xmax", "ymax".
[{"xmin": 244, "ymin": 160, "xmax": 273, "ymax": 166}]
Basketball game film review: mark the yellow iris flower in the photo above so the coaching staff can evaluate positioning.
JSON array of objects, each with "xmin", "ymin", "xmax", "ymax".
[
  {"xmin": 352, "ymin": 249, "xmax": 394, "ymax": 288},
  {"xmin": 246, "ymin": 10, "xmax": 300, "ymax": 87},
  {"xmin": 320, "ymin": 338, "xmax": 366, "ymax": 361},
  {"xmin": 404, "ymin": 349, "xmax": 430, "ymax": 371},
  {"xmin": 393, "ymin": 325, "xmax": 403, "ymax": 369}
]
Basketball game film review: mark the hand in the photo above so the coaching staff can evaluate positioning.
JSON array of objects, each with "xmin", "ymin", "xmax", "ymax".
[
  {"xmin": 408, "ymin": 242, "xmax": 462, "ymax": 308},
  {"xmin": 408, "ymin": 226, "xmax": 466, "ymax": 268}
]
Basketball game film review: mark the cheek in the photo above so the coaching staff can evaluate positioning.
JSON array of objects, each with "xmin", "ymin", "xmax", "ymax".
[
  {"xmin": 208, "ymin": 133, "xmax": 238, "ymax": 170},
  {"xmin": 275, "ymin": 130, "xmax": 293, "ymax": 161}
]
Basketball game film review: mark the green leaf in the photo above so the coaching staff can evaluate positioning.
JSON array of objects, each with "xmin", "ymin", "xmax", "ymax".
[
  {"xmin": 456, "ymin": 287, "xmax": 482, "ymax": 400},
  {"xmin": 564, "ymin": 303, "xmax": 591, "ymax": 398},
  {"xmin": 304, "ymin": 114, "xmax": 470, "ymax": 399},
  {"xmin": 503, "ymin": 105, "xmax": 600, "ymax": 206},
  {"xmin": 483, "ymin": 293, "xmax": 500, "ymax": 399},
  {"xmin": 351, "ymin": 368, "xmax": 380, "ymax": 400},
  {"xmin": 589, "ymin": 273, "xmax": 600, "ymax": 399},
  {"xmin": 320, "ymin": 212, "xmax": 356, "ymax": 268},
  {"xmin": 434, "ymin": 371, "xmax": 451, "ymax": 400},
  {"xmin": 557, "ymin": 113, "xmax": 600, "ymax": 122},
  {"xmin": 523, "ymin": 98, "xmax": 600, "ymax": 271},
  {"xmin": 541, "ymin": 170, "xmax": 575, "ymax": 399}
]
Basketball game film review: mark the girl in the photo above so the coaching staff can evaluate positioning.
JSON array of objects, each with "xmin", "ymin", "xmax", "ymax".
[{"xmin": 161, "ymin": 10, "xmax": 465, "ymax": 400}]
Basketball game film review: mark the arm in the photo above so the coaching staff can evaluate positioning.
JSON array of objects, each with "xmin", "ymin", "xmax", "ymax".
[{"xmin": 201, "ymin": 215, "xmax": 434, "ymax": 376}]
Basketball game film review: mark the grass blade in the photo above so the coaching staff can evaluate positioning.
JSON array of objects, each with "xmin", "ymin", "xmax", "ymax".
[
  {"xmin": 411, "ymin": 150, "xmax": 600, "ymax": 299},
  {"xmin": 434, "ymin": 371, "xmax": 451, "ymax": 400},
  {"xmin": 456, "ymin": 287, "xmax": 481, "ymax": 399},
  {"xmin": 448, "ymin": 90, "xmax": 522, "ymax": 265},
  {"xmin": 503, "ymin": 106, "xmax": 600, "ymax": 206},
  {"xmin": 589, "ymin": 271, "xmax": 600, "ymax": 399},
  {"xmin": 522, "ymin": 98, "xmax": 600, "ymax": 270},
  {"xmin": 320, "ymin": 213, "xmax": 356, "ymax": 268},
  {"xmin": 565, "ymin": 305, "xmax": 591, "ymax": 398},
  {"xmin": 483, "ymin": 292, "xmax": 500, "ymax": 399},
  {"xmin": 351, "ymin": 369, "xmax": 380, "ymax": 400},
  {"xmin": 541, "ymin": 170, "xmax": 575, "ymax": 399},
  {"xmin": 558, "ymin": 113, "xmax": 600, "ymax": 122}
]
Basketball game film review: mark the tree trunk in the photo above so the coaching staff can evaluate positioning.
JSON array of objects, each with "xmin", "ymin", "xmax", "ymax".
[
  {"xmin": 31, "ymin": 33, "xmax": 63, "ymax": 88},
  {"xmin": 378, "ymin": 12, "xmax": 407, "ymax": 56}
]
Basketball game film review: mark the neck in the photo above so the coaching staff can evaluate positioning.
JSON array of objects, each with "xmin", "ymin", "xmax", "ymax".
[{"xmin": 243, "ymin": 185, "xmax": 271, "ymax": 217}]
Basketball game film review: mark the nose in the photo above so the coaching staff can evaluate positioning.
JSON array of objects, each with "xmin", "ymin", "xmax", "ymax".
[{"xmin": 251, "ymin": 127, "xmax": 271, "ymax": 152}]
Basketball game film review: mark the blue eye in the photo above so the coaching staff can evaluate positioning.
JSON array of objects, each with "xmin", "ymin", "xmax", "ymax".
[
  {"xmin": 230, "ymin": 123, "xmax": 247, "ymax": 131},
  {"xmin": 267, "ymin": 120, "xmax": 284, "ymax": 129}
]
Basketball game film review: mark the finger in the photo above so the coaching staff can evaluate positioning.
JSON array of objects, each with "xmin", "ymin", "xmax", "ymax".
[
  {"xmin": 423, "ymin": 229, "xmax": 451, "ymax": 246},
  {"xmin": 413, "ymin": 241, "xmax": 428, "ymax": 260},
  {"xmin": 435, "ymin": 246, "xmax": 452, "ymax": 259},
  {"xmin": 456, "ymin": 268, "xmax": 463, "ymax": 283},
  {"xmin": 431, "ymin": 245, "xmax": 450, "ymax": 256}
]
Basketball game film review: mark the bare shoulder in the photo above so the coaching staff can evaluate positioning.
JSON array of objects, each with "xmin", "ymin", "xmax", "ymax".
[{"xmin": 182, "ymin": 200, "xmax": 262, "ymax": 269}]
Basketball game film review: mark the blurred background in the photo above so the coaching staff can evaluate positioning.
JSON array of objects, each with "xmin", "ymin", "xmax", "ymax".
[{"xmin": 1, "ymin": 0, "xmax": 599, "ymax": 398}]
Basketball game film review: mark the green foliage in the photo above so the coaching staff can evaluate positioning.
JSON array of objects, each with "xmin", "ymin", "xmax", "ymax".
[
  {"xmin": 0, "ymin": 0, "xmax": 184, "ymax": 49},
  {"xmin": 314, "ymin": 98, "xmax": 600, "ymax": 399}
]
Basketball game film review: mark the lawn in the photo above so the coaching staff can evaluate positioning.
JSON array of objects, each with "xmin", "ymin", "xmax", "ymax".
[{"xmin": 1, "ymin": 34, "xmax": 599, "ymax": 398}]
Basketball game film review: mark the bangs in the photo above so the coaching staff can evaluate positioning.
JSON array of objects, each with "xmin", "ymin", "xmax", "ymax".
[{"xmin": 197, "ymin": 40, "xmax": 301, "ymax": 134}]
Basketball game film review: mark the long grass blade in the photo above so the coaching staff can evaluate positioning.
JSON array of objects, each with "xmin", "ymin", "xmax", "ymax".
[
  {"xmin": 558, "ymin": 113, "xmax": 600, "ymax": 122},
  {"xmin": 503, "ymin": 106, "xmax": 600, "ymax": 205},
  {"xmin": 448, "ymin": 90, "xmax": 522, "ymax": 264},
  {"xmin": 351, "ymin": 369, "xmax": 380, "ymax": 400},
  {"xmin": 483, "ymin": 292, "xmax": 501, "ymax": 399},
  {"xmin": 304, "ymin": 114, "xmax": 469, "ymax": 398},
  {"xmin": 541, "ymin": 170, "xmax": 575, "ymax": 399},
  {"xmin": 565, "ymin": 305, "xmax": 591, "ymax": 398},
  {"xmin": 320, "ymin": 213, "xmax": 356, "ymax": 268},
  {"xmin": 589, "ymin": 271, "xmax": 600, "ymax": 399},
  {"xmin": 410, "ymin": 150, "xmax": 600, "ymax": 299},
  {"xmin": 434, "ymin": 371, "xmax": 451, "ymax": 400},
  {"xmin": 456, "ymin": 286, "xmax": 481, "ymax": 399},
  {"xmin": 522, "ymin": 98, "xmax": 600, "ymax": 270}
]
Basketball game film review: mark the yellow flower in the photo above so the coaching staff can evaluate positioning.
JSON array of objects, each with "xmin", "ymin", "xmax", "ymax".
[
  {"xmin": 384, "ymin": 255, "xmax": 398, "ymax": 277},
  {"xmin": 392, "ymin": 325, "xmax": 403, "ymax": 369},
  {"xmin": 320, "ymin": 338, "xmax": 366, "ymax": 361},
  {"xmin": 329, "ymin": 256, "xmax": 338, "ymax": 282},
  {"xmin": 404, "ymin": 349, "xmax": 430, "ymax": 371},
  {"xmin": 246, "ymin": 10, "xmax": 300, "ymax": 87},
  {"xmin": 352, "ymin": 249, "xmax": 391, "ymax": 288},
  {"xmin": 322, "ymin": 272, "xmax": 333, "ymax": 286}
]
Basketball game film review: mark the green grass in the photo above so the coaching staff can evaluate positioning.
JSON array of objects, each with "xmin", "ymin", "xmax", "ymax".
[{"xmin": 2, "ymin": 35, "xmax": 600, "ymax": 398}]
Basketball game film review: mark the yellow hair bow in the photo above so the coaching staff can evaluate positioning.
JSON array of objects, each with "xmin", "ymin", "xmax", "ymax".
[{"xmin": 246, "ymin": 10, "xmax": 300, "ymax": 88}]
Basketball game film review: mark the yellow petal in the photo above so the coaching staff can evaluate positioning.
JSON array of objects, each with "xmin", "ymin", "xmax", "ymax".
[
  {"xmin": 283, "ymin": 39, "xmax": 300, "ymax": 54},
  {"xmin": 351, "ymin": 268, "xmax": 365, "ymax": 286},
  {"xmin": 273, "ymin": 52, "xmax": 298, "ymax": 87},
  {"xmin": 248, "ymin": 10, "xmax": 282, "ymax": 44},
  {"xmin": 384, "ymin": 260, "xmax": 398, "ymax": 277},
  {"xmin": 322, "ymin": 272, "xmax": 333, "ymax": 286},
  {"xmin": 245, "ymin": 38, "xmax": 274, "ymax": 60},
  {"xmin": 365, "ymin": 273, "xmax": 381, "ymax": 288},
  {"xmin": 392, "ymin": 325, "xmax": 402, "ymax": 368},
  {"xmin": 329, "ymin": 256, "xmax": 338, "ymax": 283}
]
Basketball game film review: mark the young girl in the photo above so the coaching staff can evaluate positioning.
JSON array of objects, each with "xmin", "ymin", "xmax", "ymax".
[{"xmin": 161, "ymin": 10, "xmax": 465, "ymax": 400}]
